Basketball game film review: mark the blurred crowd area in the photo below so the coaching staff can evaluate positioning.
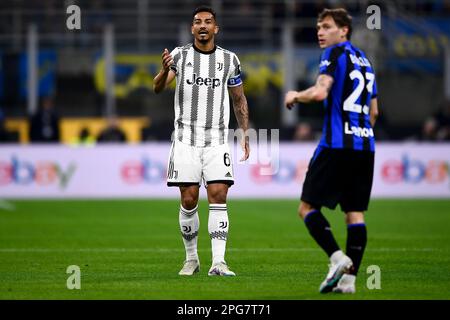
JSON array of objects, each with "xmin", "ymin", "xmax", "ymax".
[{"xmin": 0, "ymin": 0, "xmax": 449, "ymax": 144}]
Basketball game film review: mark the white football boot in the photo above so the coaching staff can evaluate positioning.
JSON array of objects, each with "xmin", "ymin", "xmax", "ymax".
[
  {"xmin": 333, "ymin": 274, "xmax": 356, "ymax": 294},
  {"xmin": 208, "ymin": 262, "xmax": 236, "ymax": 276},
  {"xmin": 319, "ymin": 251, "xmax": 353, "ymax": 293},
  {"xmin": 178, "ymin": 260, "xmax": 200, "ymax": 276}
]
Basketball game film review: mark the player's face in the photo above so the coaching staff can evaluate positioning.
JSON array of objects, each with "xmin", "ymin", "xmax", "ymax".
[
  {"xmin": 191, "ymin": 12, "xmax": 219, "ymax": 44},
  {"xmin": 317, "ymin": 16, "xmax": 348, "ymax": 49}
]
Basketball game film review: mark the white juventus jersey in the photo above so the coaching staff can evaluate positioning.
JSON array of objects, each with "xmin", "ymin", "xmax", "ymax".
[{"xmin": 170, "ymin": 43, "xmax": 243, "ymax": 147}]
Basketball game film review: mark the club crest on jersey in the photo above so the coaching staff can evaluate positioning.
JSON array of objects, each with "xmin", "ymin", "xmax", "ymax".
[
  {"xmin": 187, "ymin": 73, "xmax": 221, "ymax": 89},
  {"xmin": 217, "ymin": 62, "xmax": 223, "ymax": 71}
]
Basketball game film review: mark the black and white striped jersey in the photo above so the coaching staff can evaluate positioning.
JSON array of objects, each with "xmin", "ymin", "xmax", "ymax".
[{"xmin": 170, "ymin": 43, "xmax": 242, "ymax": 147}]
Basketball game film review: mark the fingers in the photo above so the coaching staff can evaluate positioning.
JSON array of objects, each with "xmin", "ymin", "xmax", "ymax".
[
  {"xmin": 284, "ymin": 97, "xmax": 294, "ymax": 110},
  {"xmin": 284, "ymin": 91, "xmax": 297, "ymax": 109},
  {"xmin": 239, "ymin": 142, "xmax": 250, "ymax": 162},
  {"xmin": 163, "ymin": 57, "xmax": 174, "ymax": 69},
  {"xmin": 162, "ymin": 48, "xmax": 173, "ymax": 70}
]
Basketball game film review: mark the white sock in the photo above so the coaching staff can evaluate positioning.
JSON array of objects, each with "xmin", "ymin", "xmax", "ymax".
[
  {"xmin": 330, "ymin": 250, "xmax": 345, "ymax": 264},
  {"xmin": 208, "ymin": 203, "xmax": 229, "ymax": 265},
  {"xmin": 179, "ymin": 205, "xmax": 199, "ymax": 261},
  {"xmin": 340, "ymin": 274, "xmax": 356, "ymax": 285}
]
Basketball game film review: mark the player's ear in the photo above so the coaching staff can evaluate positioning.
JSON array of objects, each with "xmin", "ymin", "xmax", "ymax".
[
  {"xmin": 191, "ymin": 25, "xmax": 194, "ymax": 34},
  {"xmin": 341, "ymin": 26, "xmax": 349, "ymax": 39}
]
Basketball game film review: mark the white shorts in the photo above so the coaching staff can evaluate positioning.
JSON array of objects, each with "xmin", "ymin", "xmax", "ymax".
[{"xmin": 167, "ymin": 139, "xmax": 234, "ymax": 187}]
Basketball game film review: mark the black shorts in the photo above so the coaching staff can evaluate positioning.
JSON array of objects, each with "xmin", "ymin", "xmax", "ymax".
[{"xmin": 301, "ymin": 147, "xmax": 375, "ymax": 212}]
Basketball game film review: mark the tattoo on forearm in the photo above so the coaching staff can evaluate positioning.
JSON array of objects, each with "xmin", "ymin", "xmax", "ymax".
[{"xmin": 231, "ymin": 91, "xmax": 249, "ymax": 131}]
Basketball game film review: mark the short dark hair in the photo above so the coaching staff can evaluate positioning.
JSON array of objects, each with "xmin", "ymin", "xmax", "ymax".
[
  {"xmin": 192, "ymin": 5, "xmax": 216, "ymax": 21},
  {"xmin": 318, "ymin": 8, "xmax": 353, "ymax": 40}
]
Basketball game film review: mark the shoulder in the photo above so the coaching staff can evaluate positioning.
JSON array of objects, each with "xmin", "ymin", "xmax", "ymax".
[
  {"xmin": 181, "ymin": 43, "xmax": 193, "ymax": 51},
  {"xmin": 172, "ymin": 43, "xmax": 193, "ymax": 54},
  {"xmin": 217, "ymin": 46, "xmax": 239, "ymax": 58},
  {"xmin": 322, "ymin": 44, "xmax": 346, "ymax": 60}
]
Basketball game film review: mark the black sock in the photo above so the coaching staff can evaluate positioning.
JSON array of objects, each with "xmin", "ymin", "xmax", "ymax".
[
  {"xmin": 304, "ymin": 210, "xmax": 340, "ymax": 257},
  {"xmin": 346, "ymin": 224, "xmax": 367, "ymax": 276}
]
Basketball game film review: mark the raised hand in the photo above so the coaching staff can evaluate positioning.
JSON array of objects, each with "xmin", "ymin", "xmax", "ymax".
[{"xmin": 161, "ymin": 48, "xmax": 173, "ymax": 72}]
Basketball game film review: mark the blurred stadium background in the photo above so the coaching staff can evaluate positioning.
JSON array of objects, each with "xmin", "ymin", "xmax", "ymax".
[
  {"xmin": 0, "ymin": 0, "xmax": 449, "ymax": 143},
  {"xmin": 0, "ymin": 0, "xmax": 449, "ymax": 299}
]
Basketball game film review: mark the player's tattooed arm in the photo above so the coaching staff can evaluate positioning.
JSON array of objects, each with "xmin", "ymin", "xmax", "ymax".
[
  {"xmin": 316, "ymin": 74, "xmax": 334, "ymax": 95},
  {"xmin": 230, "ymin": 85, "xmax": 249, "ymax": 132},
  {"xmin": 229, "ymin": 85, "xmax": 250, "ymax": 161},
  {"xmin": 285, "ymin": 74, "xmax": 334, "ymax": 108},
  {"xmin": 153, "ymin": 48, "xmax": 176, "ymax": 94}
]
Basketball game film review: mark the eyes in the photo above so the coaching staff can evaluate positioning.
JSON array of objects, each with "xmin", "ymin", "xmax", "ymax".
[
  {"xmin": 317, "ymin": 24, "xmax": 331, "ymax": 31},
  {"xmin": 193, "ymin": 19, "xmax": 213, "ymax": 25}
]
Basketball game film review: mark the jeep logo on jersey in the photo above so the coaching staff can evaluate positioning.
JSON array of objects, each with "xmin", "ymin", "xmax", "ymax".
[{"xmin": 186, "ymin": 73, "xmax": 221, "ymax": 89}]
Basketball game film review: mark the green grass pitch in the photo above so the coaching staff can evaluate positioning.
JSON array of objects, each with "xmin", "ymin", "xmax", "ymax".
[{"xmin": 0, "ymin": 199, "xmax": 449, "ymax": 299}]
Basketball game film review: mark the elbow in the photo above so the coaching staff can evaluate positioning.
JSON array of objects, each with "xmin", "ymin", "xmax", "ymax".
[
  {"xmin": 371, "ymin": 108, "xmax": 379, "ymax": 121},
  {"xmin": 373, "ymin": 110, "xmax": 379, "ymax": 121},
  {"xmin": 312, "ymin": 90, "xmax": 327, "ymax": 102}
]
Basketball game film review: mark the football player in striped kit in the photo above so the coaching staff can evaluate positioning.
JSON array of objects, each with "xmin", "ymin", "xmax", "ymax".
[{"xmin": 153, "ymin": 6, "xmax": 250, "ymax": 277}]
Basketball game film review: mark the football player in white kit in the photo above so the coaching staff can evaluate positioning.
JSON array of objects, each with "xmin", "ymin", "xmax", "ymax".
[{"xmin": 153, "ymin": 6, "xmax": 250, "ymax": 276}]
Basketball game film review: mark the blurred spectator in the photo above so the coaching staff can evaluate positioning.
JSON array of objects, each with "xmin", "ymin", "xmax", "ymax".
[
  {"xmin": 29, "ymin": 97, "xmax": 60, "ymax": 143},
  {"xmin": 293, "ymin": 122, "xmax": 316, "ymax": 141},
  {"xmin": 97, "ymin": 117, "xmax": 127, "ymax": 143},
  {"xmin": 421, "ymin": 100, "xmax": 450, "ymax": 141},
  {"xmin": 421, "ymin": 117, "xmax": 438, "ymax": 141},
  {"xmin": 75, "ymin": 127, "xmax": 96, "ymax": 146}
]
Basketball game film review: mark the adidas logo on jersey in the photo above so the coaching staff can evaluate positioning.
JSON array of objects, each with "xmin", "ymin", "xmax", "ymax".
[
  {"xmin": 186, "ymin": 73, "xmax": 221, "ymax": 89},
  {"xmin": 186, "ymin": 62, "xmax": 193, "ymax": 67},
  {"xmin": 225, "ymin": 172, "xmax": 232, "ymax": 178}
]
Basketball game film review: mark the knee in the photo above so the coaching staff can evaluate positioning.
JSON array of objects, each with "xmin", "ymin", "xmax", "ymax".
[
  {"xmin": 298, "ymin": 202, "xmax": 316, "ymax": 220},
  {"xmin": 346, "ymin": 212, "xmax": 365, "ymax": 224},
  {"xmin": 181, "ymin": 196, "xmax": 198, "ymax": 211},
  {"xmin": 209, "ymin": 191, "xmax": 227, "ymax": 204},
  {"xmin": 208, "ymin": 185, "xmax": 228, "ymax": 203}
]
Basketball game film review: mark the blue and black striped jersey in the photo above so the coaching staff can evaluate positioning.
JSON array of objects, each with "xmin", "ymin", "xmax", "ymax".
[{"xmin": 318, "ymin": 41, "xmax": 378, "ymax": 152}]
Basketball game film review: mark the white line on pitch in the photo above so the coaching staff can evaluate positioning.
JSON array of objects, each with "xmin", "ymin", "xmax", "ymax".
[{"xmin": 0, "ymin": 247, "xmax": 441, "ymax": 253}]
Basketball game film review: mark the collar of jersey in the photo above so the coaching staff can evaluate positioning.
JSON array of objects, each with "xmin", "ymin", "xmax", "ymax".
[
  {"xmin": 329, "ymin": 40, "xmax": 351, "ymax": 49},
  {"xmin": 193, "ymin": 43, "xmax": 217, "ymax": 54}
]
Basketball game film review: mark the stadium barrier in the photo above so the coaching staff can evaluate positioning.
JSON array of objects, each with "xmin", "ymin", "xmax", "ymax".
[{"xmin": 0, "ymin": 143, "xmax": 449, "ymax": 199}]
